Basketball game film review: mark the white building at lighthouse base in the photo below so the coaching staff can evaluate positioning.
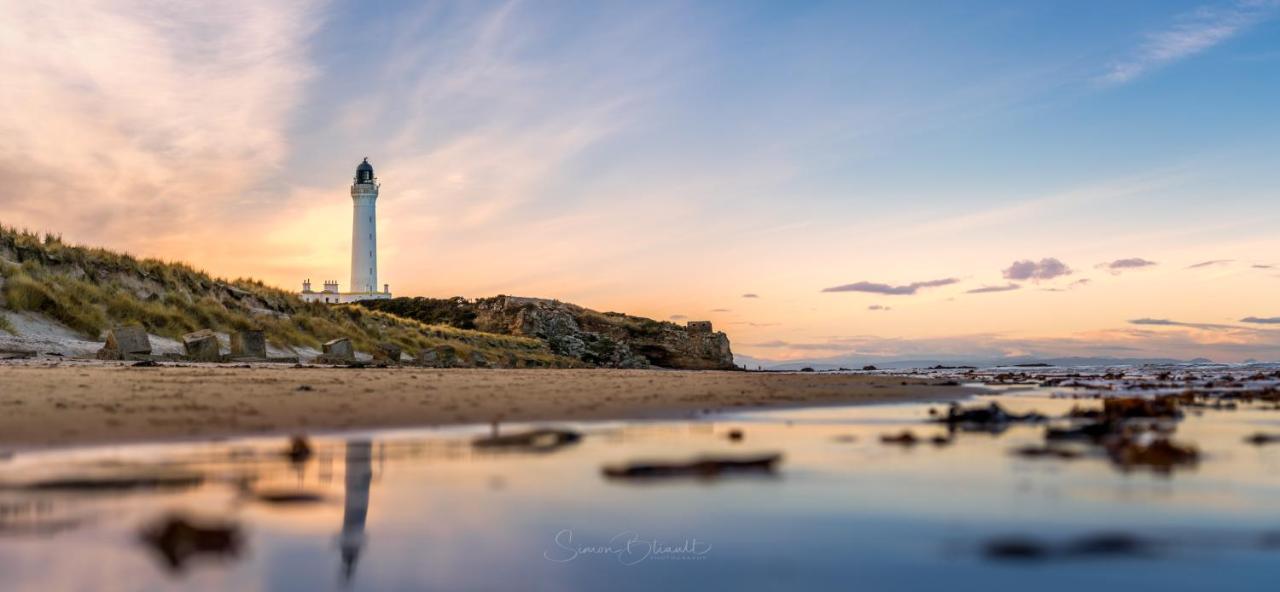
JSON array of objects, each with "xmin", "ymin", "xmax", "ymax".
[{"xmin": 299, "ymin": 279, "xmax": 391, "ymax": 304}]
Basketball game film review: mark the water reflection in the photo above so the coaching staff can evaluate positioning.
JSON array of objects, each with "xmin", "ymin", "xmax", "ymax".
[
  {"xmin": 339, "ymin": 440, "xmax": 371, "ymax": 583},
  {"xmin": 0, "ymin": 368, "xmax": 1279, "ymax": 591}
]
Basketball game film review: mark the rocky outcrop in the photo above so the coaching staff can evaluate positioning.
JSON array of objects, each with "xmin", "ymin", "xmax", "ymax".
[{"xmin": 361, "ymin": 296, "xmax": 736, "ymax": 370}]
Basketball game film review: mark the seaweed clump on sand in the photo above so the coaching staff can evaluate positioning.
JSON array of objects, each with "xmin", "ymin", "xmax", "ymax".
[
  {"xmin": 936, "ymin": 402, "xmax": 1047, "ymax": 433},
  {"xmin": 1038, "ymin": 394, "xmax": 1199, "ymax": 474}
]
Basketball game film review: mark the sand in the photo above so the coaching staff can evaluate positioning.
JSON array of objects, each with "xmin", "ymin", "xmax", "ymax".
[{"xmin": 0, "ymin": 360, "xmax": 976, "ymax": 448}]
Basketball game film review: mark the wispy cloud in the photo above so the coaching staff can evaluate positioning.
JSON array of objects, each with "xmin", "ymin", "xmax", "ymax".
[
  {"xmin": 967, "ymin": 283, "xmax": 1020, "ymax": 294},
  {"xmin": 1100, "ymin": 258, "xmax": 1158, "ymax": 273},
  {"xmin": 1003, "ymin": 258, "xmax": 1072, "ymax": 282},
  {"xmin": 742, "ymin": 293, "xmax": 760, "ymax": 299},
  {"xmin": 1040, "ymin": 277, "xmax": 1091, "ymax": 292},
  {"xmin": 1241, "ymin": 316, "xmax": 1280, "ymax": 324},
  {"xmin": 1128, "ymin": 318, "xmax": 1237, "ymax": 331},
  {"xmin": 1188, "ymin": 259, "xmax": 1234, "ymax": 268},
  {"xmin": 867, "ymin": 304, "xmax": 891, "ymax": 311},
  {"xmin": 822, "ymin": 278, "xmax": 959, "ymax": 296},
  {"xmin": 1101, "ymin": 1, "xmax": 1279, "ymax": 84},
  {"xmin": 0, "ymin": 0, "xmax": 322, "ymax": 262}
]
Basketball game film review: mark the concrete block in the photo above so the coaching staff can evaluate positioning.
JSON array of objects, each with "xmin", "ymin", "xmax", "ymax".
[
  {"xmin": 231, "ymin": 330, "xmax": 266, "ymax": 358},
  {"xmin": 415, "ymin": 348, "xmax": 436, "ymax": 365},
  {"xmin": 373, "ymin": 342, "xmax": 402, "ymax": 363},
  {"xmin": 429, "ymin": 345, "xmax": 457, "ymax": 367},
  {"xmin": 322, "ymin": 338, "xmax": 354, "ymax": 361},
  {"xmin": 98, "ymin": 325, "xmax": 151, "ymax": 360},
  {"xmin": 182, "ymin": 329, "xmax": 221, "ymax": 362}
]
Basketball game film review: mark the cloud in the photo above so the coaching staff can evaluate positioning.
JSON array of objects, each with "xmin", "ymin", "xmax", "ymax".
[
  {"xmin": 711, "ymin": 308, "xmax": 731, "ymax": 313},
  {"xmin": 1101, "ymin": 1, "xmax": 1279, "ymax": 84},
  {"xmin": 1241, "ymin": 316, "xmax": 1280, "ymax": 324},
  {"xmin": 669, "ymin": 314, "xmax": 687, "ymax": 320},
  {"xmin": 1042, "ymin": 278, "xmax": 1093, "ymax": 292},
  {"xmin": 1128, "ymin": 318, "xmax": 1238, "ymax": 331},
  {"xmin": 745, "ymin": 340, "xmax": 847, "ymax": 351},
  {"xmin": 1253, "ymin": 264, "xmax": 1274, "ymax": 269},
  {"xmin": 867, "ymin": 304, "xmax": 891, "ymax": 311},
  {"xmin": 966, "ymin": 283, "xmax": 1020, "ymax": 294},
  {"xmin": 0, "ymin": 0, "xmax": 321, "ymax": 256},
  {"xmin": 1101, "ymin": 257, "xmax": 1158, "ymax": 272},
  {"xmin": 822, "ymin": 278, "xmax": 959, "ymax": 296},
  {"xmin": 1003, "ymin": 258, "xmax": 1072, "ymax": 282},
  {"xmin": 742, "ymin": 293, "xmax": 760, "ymax": 299},
  {"xmin": 1188, "ymin": 259, "xmax": 1234, "ymax": 268}
]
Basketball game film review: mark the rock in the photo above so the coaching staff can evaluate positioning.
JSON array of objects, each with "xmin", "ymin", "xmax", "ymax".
[
  {"xmin": 1102, "ymin": 395, "xmax": 1184, "ymax": 420},
  {"xmin": 140, "ymin": 514, "xmax": 242, "ymax": 572},
  {"xmin": 938, "ymin": 402, "xmax": 1047, "ymax": 431},
  {"xmin": 230, "ymin": 330, "xmax": 266, "ymax": 358},
  {"xmin": 1012, "ymin": 445, "xmax": 1082, "ymax": 460},
  {"xmin": 1105, "ymin": 436, "xmax": 1198, "ymax": 473},
  {"xmin": 24, "ymin": 471, "xmax": 203, "ymax": 492},
  {"xmin": 321, "ymin": 338, "xmax": 354, "ymax": 361},
  {"xmin": 432, "ymin": 345, "xmax": 458, "ymax": 367},
  {"xmin": 97, "ymin": 325, "xmax": 151, "ymax": 360},
  {"xmin": 251, "ymin": 490, "xmax": 326, "ymax": 505},
  {"xmin": 363, "ymin": 296, "xmax": 731, "ymax": 369},
  {"xmin": 283, "ymin": 435, "xmax": 312, "ymax": 464},
  {"xmin": 602, "ymin": 453, "xmax": 782, "ymax": 480},
  {"xmin": 182, "ymin": 329, "xmax": 221, "ymax": 362},
  {"xmin": 472, "ymin": 428, "xmax": 582, "ymax": 452},
  {"xmin": 1245, "ymin": 433, "xmax": 1280, "ymax": 446},
  {"xmin": 373, "ymin": 342, "xmax": 402, "ymax": 363},
  {"xmin": 880, "ymin": 430, "xmax": 919, "ymax": 446}
]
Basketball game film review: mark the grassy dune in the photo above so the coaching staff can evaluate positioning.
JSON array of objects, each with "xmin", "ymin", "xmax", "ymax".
[{"xmin": 0, "ymin": 226, "xmax": 567, "ymax": 365}]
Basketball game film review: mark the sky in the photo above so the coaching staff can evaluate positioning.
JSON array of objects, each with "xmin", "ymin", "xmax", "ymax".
[{"xmin": 2, "ymin": 0, "xmax": 1279, "ymax": 362}]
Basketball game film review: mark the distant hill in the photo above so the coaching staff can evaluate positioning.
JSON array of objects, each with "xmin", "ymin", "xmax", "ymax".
[
  {"xmin": 358, "ymin": 296, "xmax": 736, "ymax": 370},
  {"xmin": 0, "ymin": 226, "xmax": 567, "ymax": 366}
]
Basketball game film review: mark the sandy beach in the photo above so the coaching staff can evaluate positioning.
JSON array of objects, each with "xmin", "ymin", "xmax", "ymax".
[{"xmin": 0, "ymin": 361, "xmax": 974, "ymax": 448}]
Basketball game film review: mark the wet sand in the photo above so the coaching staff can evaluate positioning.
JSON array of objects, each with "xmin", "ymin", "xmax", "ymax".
[{"xmin": 0, "ymin": 362, "xmax": 974, "ymax": 448}]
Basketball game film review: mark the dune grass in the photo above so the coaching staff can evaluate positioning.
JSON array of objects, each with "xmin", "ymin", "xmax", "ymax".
[{"xmin": 0, "ymin": 225, "xmax": 565, "ymax": 364}]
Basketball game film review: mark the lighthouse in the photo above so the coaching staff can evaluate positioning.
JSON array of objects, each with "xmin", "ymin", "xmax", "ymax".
[
  {"xmin": 350, "ymin": 158, "xmax": 379, "ymax": 294},
  {"xmin": 299, "ymin": 158, "xmax": 392, "ymax": 303}
]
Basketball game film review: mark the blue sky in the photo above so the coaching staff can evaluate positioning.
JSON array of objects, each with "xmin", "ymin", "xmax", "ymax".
[{"xmin": 3, "ymin": 0, "xmax": 1279, "ymax": 360}]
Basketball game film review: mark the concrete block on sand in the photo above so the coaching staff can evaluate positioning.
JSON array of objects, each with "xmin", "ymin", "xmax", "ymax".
[
  {"xmin": 182, "ymin": 329, "xmax": 221, "ymax": 362},
  {"xmin": 321, "ymin": 338, "xmax": 355, "ymax": 361},
  {"xmin": 97, "ymin": 325, "xmax": 151, "ymax": 360},
  {"xmin": 417, "ymin": 344, "xmax": 457, "ymax": 367},
  {"xmin": 373, "ymin": 342, "xmax": 402, "ymax": 363},
  {"xmin": 231, "ymin": 330, "xmax": 267, "ymax": 358}
]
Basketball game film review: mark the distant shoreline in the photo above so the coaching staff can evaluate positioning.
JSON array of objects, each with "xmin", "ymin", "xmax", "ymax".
[{"xmin": 0, "ymin": 362, "xmax": 975, "ymax": 449}]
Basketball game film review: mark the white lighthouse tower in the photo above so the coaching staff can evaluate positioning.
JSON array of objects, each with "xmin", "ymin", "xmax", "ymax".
[
  {"xmin": 299, "ymin": 158, "xmax": 392, "ymax": 303},
  {"xmin": 350, "ymin": 158, "xmax": 380, "ymax": 295}
]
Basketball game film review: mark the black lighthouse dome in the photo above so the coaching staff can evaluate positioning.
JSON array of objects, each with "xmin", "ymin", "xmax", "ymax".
[{"xmin": 355, "ymin": 158, "xmax": 374, "ymax": 183}]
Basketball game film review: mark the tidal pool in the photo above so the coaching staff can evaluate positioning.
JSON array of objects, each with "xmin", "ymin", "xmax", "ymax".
[{"xmin": 2, "ymin": 374, "xmax": 1280, "ymax": 591}]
